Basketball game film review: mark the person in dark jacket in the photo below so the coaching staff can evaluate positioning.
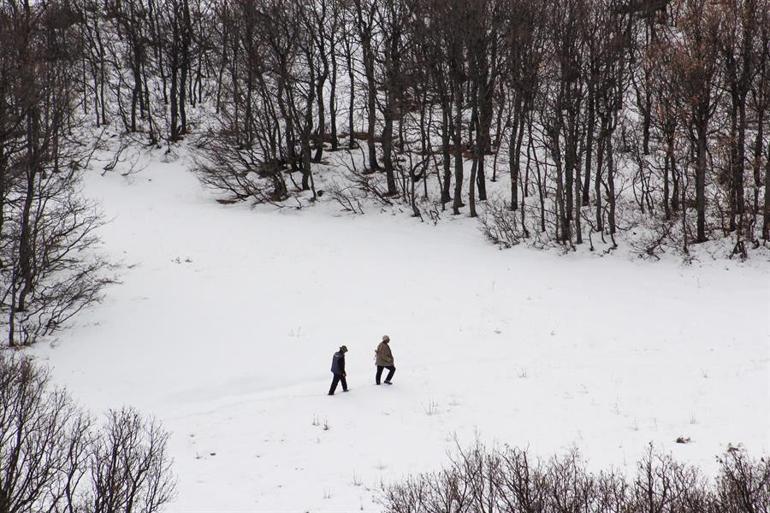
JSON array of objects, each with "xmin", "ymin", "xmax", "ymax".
[
  {"xmin": 375, "ymin": 335, "xmax": 395, "ymax": 385},
  {"xmin": 328, "ymin": 345, "xmax": 348, "ymax": 395}
]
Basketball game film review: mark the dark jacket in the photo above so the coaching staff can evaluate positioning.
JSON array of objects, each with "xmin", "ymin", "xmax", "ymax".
[{"xmin": 331, "ymin": 351, "xmax": 346, "ymax": 375}]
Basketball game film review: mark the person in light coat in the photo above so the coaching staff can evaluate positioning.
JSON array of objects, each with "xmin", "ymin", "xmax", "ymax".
[{"xmin": 375, "ymin": 335, "xmax": 395, "ymax": 385}]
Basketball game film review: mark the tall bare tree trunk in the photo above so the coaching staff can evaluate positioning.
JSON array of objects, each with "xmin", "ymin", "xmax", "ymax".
[
  {"xmin": 452, "ymin": 92, "xmax": 464, "ymax": 215},
  {"xmin": 695, "ymin": 123, "xmax": 708, "ymax": 243}
]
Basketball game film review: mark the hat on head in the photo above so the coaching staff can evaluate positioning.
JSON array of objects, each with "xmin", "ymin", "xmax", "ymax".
[
  {"xmin": 382, "ymin": 335, "xmax": 390, "ymax": 342},
  {"xmin": 340, "ymin": 345, "xmax": 348, "ymax": 353}
]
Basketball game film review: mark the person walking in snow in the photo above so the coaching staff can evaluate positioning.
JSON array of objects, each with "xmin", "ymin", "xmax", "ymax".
[
  {"xmin": 375, "ymin": 335, "xmax": 396, "ymax": 385},
  {"xmin": 328, "ymin": 345, "xmax": 348, "ymax": 395}
]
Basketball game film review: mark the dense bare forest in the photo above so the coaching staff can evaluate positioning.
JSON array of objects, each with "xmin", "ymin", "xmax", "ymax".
[{"xmin": 1, "ymin": 0, "xmax": 769, "ymax": 344}]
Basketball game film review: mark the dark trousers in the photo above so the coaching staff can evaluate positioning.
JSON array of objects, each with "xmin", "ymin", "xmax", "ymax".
[
  {"xmin": 376, "ymin": 365, "xmax": 396, "ymax": 384},
  {"xmin": 329, "ymin": 373, "xmax": 347, "ymax": 394}
]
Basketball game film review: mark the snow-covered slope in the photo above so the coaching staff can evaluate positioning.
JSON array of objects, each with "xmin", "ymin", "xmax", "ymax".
[{"xmin": 31, "ymin": 153, "xmax": 770, "ymax": 512}]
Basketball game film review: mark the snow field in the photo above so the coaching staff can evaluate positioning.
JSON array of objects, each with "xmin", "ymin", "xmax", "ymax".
[{"xmin": 31, "ymin": 154, "xmax": 770, "ymax": 512}]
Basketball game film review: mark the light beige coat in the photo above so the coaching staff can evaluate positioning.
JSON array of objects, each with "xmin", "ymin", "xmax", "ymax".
[{"xmin": 375, "ymin": 341, "xmax": 394, "ymax": 366}]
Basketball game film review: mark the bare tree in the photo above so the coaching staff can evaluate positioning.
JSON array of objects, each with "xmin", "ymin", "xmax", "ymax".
[
  {"xmin": 0, "ymin": 355, "xmax": 91, "ymax": 513},
  {"xmin": 718, "ymin": 0, "xmax": 767, "ymax": 255},
  {"xmin": 89, "ymin": 409, "xmax": 176, "ymax": 513},
  {"xmin": 669, "ymin": 0, "xmax": 722, "ymax": 244},
  {"xmin": 0, "ymin": 354, "xmax": 177, "ymax": 513},
  {"xmin": 0, "ymin": 0, "xmax": 111, "ymax": 347},
  {"xmin": 352, "ymin": 0, "xmax": 380, "ymax": 172}
]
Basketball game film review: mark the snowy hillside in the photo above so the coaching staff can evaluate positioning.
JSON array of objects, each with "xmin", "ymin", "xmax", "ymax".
[{"xmin": 29, "ymin": 150, "xmax": 770, "ymax": 512}]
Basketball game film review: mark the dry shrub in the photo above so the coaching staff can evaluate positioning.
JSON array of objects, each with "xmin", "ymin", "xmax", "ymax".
[
  {"xmin": 382, "ymin": 441, "xmax": 769, "ymax": 513},
  {"xmin": 0, "ymin": 354, "xmax": 176, "ymax": 513}
]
